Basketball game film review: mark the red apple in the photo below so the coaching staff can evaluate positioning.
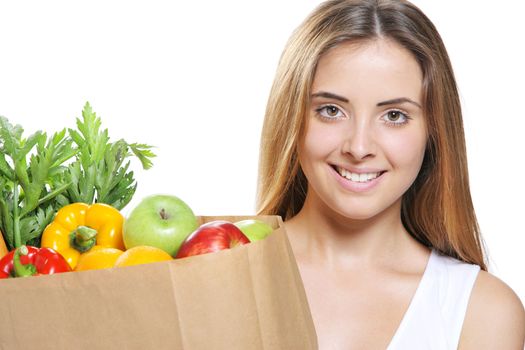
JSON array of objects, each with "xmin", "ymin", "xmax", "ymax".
[{"xmin": 175, "ymin": 220, "xmax": 250, "ymax": 258}]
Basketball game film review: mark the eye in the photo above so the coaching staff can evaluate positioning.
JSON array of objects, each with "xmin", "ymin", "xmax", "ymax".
[
  {"xmin": 315, "ymin": 104, "xmax": 345, "ymax": 120},
  {"xmin": 382, "ymin": 110, "xmax": 410, "ymax": 126}
]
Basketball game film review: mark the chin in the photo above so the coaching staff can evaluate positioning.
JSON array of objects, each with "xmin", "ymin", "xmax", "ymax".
[{"xmin": 329, "ymin": 197, "xmax": 398, "ymax": 222}]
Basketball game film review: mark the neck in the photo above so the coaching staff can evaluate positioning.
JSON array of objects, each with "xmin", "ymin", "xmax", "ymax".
[{"xmin": 285, "ymin": 194, "xmax": 419, "ymax": 271}]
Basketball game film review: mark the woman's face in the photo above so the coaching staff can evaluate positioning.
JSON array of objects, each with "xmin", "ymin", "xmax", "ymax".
[{"xmin": 298, "ymin": 39, "xmax": 427, "ymax": 220}]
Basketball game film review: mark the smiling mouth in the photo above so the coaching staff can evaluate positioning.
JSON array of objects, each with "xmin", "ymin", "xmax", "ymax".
[{"xmin": 333, "ymin": 166, "xmax": 386, "ymax": 183}]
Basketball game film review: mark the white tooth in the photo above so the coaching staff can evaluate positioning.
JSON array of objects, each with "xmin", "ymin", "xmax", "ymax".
[
  {"xmin": 337, "ymin": 168, "xmax": 381, "ymax": 182},
  {"xmin": 339, "ymin": 167, "xmax": 346, "ymax": 179}
]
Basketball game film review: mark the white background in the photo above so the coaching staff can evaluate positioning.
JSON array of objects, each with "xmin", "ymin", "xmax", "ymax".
[{"xmin": 1, "ymin": 1, "xmax": 523, "ymax": 303}]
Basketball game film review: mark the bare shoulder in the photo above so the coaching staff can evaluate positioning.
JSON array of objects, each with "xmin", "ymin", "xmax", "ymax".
[{"xmin": 459, "ymin": 270, "xmax": 525, "ymax": 349}]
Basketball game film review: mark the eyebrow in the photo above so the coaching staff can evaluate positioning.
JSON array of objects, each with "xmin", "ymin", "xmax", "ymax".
[
  {"xmin": 311, "ymin": 91, "xmax": 349, "ymax": 103},
  {"xmin": 377, "ymin": 97, "xmax": 422, "ymax": 109},
  {"xmin": 311, "ymin": 91, "xmax": 422, "ymax": 109}
]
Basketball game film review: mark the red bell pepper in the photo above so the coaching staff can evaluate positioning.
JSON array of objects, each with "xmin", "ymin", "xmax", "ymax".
[{"xmin": 0, "ymin": 245, "xmax": 71, "ymax": 278}]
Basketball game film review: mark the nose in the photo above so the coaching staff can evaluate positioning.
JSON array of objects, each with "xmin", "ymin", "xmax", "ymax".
[{"xmin": 342, "ymin": 120, "xmax": 376, "ymax": 160}]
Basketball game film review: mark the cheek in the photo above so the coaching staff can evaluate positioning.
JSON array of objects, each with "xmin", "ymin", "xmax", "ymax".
[
  {"xmin": 300, "ymin": 120, "xmax": 341, "ymax": 161},
  {"xmin": 381, "ymin": 128, "xmax": 427, "ymax": 172}
]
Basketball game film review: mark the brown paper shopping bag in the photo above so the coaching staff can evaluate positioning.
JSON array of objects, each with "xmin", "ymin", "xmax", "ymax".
[{"xmin": 0, "ymin": 215, "xmax": 318, "ymax": 349}]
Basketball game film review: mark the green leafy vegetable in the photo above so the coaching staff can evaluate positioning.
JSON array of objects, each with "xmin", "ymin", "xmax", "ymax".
[
  {"xmin": 64, "ymin": 102, "xmax": 156, "ymax": 210},
  {"xmin": 0, "ymin": 117, "xmax": 76, "ymax": 250},
  {"xmin": 0, "ymin": 102, "xmax": 156, "ymax": 250}
]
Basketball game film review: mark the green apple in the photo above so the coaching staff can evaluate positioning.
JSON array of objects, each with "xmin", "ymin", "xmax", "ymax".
[
  {"xmin": 123, "ymin": 194, "xmax": 198, "ymax": 256},
  {"xmin": 233, "ymin": 219, "xmax": 273, "ymax": 242}
]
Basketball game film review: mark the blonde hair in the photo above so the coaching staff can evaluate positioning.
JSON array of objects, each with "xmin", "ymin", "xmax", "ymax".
[{"xmin": 256, "ymin": 0, "xmax": 487, "ymax": 270}]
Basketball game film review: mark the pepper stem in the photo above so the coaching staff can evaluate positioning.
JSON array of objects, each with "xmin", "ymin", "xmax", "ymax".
[
  {"xmin": 70, "ymin": 226, "xmax": 97, "ymax": 253},
  {"xmin": 13, "ymin": 245, "xmax": 37, "ymax": 277}
]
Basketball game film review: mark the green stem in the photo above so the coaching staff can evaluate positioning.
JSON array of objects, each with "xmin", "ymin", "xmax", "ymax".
[
  {"xmin": 13, "ymin": 180, "xmax": 21, "ymax": 248},
  {"xmin": 69, "ymin": 226, "xmax": 97, "ymax": 253},
  {"xmin": 36, "ymin": 181, "xmax": 71, "ymax": 206},
  {"xmin": 13, "ymin": 245, "xmax": 37, "ymax": 277},
  {"xmin": 0, "ymin": 196, "xmax": 13, "ymax": 250}
]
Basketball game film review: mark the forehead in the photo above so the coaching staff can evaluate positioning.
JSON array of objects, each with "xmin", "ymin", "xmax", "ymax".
[{"xmin": 312, "ymin": 39, "xmax": 423, "ymax": 102}]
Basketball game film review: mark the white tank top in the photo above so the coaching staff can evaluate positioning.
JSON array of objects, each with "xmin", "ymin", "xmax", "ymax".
[{"xmin": 387, "ymin": 249, "xmax": 481, "ymax": 350}]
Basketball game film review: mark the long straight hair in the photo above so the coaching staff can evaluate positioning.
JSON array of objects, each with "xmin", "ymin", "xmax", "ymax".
[{"xmin": 256, "ymin": 0, "xmax": 487, "ymax": 270}]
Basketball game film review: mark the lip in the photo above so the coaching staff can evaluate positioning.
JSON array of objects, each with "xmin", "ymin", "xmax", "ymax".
[{"xmin": 329, "ymin": 164, "xmax": 386, "ymax": 193}]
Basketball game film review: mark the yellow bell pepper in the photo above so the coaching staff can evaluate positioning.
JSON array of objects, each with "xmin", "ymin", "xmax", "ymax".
[
  {"xmin": 0, "ymin": 231, "xmax": 8, "ymax": 259},
  {"xmin": 41, "ymin": 203, "xmax": 124, "ymax": 270}
]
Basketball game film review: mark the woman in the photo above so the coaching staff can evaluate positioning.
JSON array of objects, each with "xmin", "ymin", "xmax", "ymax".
[{"xmin": 256, "ymin": 0, "xmax": 525, "ymax": 348}]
